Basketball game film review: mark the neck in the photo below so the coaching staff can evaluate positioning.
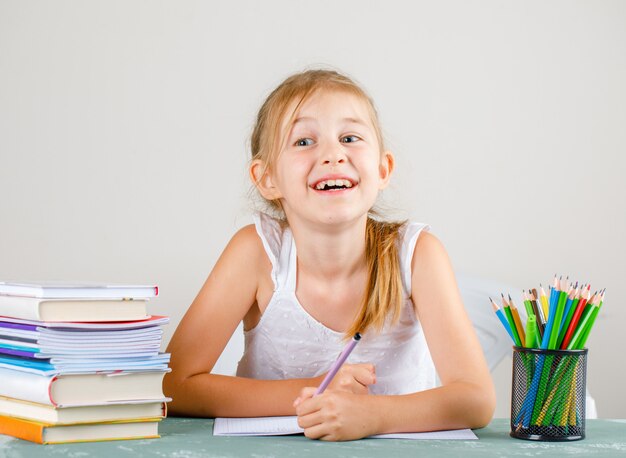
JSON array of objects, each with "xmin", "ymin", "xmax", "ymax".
[{"xmin": 287, "ymin": 215, "xmax": 368, "ymax": 281}]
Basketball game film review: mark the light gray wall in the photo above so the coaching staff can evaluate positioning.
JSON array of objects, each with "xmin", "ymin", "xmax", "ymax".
[{"xmin": 1, "ymin": 1, "xmax": 624, "ymax": 418}]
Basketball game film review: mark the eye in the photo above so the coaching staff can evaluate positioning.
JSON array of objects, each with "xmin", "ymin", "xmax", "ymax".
[
  {"xmin": 341, "ymin": 135, "xmax": 361, "ymax": 143},
  {"xmin": 295, "ymin": 138, "xmax": 314, "ymax": 147}
]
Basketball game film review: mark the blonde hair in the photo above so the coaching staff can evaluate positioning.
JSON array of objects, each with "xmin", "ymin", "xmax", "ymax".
[{"xmin": 250, "ymin": 69, "xmax": 406, "ymax": 337}]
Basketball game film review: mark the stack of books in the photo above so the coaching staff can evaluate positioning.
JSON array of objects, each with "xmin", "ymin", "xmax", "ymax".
[{"xmin": 0, "ymin": 282, "xmax": 171, "ymax": 444}]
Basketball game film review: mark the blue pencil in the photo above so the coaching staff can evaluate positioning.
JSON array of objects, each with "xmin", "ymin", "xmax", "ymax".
[
  {"xmin": 557, "ymin": 285, "xmax": 576, "ymax": 338},
  {"xmin": 543, "ymin": 277, "xmax": 561, "ymax": 349},
  {"xmin": 490, "ymin": 297, "xmax": 515, "ymax": 343}
]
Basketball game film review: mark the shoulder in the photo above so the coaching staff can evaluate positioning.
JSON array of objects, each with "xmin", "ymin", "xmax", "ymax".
[
  {"xmin": 410, "ymin": 231, "xmax": 453, "ymax": 281},
  {"xmin": 412, "ymin": 230, "xmax": 446, "ymax": 258},
  {"xmin": 232, "ymin": 223, "xmax": 260, "ymax": 243},
  {"xmin": 214, "ymin": 224, "xmax": 270, "ymax": 278},
  {"xmin": 209, "ymin": 224, "xmax": 273, "ymax": 297},
  {"xmin": 227, "ymin": 224, "xmax": 267, "ymax": 262}
]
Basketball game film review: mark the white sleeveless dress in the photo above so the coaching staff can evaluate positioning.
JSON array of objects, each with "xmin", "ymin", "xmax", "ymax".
[{"xmin": 236, "ymin": 212, "xmax": 438, "ymax": 395}]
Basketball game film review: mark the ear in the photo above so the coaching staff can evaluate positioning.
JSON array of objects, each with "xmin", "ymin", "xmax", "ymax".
[
  {"xmin": 378, "ymin": 150, "xmax": 395, "ymax": 190},
  {"xmin": 250, "ymin": 159, "xmax": 282, "ymax": 200}
]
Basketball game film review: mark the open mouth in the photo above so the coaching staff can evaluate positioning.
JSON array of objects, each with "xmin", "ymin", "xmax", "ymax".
[{"xmin": 313, "ymin": 179, "xmax": 356, "ymax": 191}]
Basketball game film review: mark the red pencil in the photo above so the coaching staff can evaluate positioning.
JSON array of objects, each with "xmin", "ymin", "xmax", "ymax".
[{"xmin": 561, "ymin": 284, "xmax": 591, "ymax": 349}]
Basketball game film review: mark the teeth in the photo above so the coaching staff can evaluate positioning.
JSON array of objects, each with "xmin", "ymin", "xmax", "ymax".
[{"xmin": 315, "ymin": 179, "xmax": 354, "ymax": 190}]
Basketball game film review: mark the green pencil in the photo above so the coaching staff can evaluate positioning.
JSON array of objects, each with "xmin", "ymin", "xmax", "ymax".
[
  {"xmin": 566, "ymin": 300, "xmax": 595, "ymax": 350},
  {"xmin": 548, "ymin": 288, "xmax": 569, "ymax": 349},
  {"xmin": 523, "ymin": 290, "xmax": 534, "ymax": 318},
  {"xmin": 575, "ymin": 290, "xmax": 604, "ymax": 349},
  {"xmin": 504, "ymin": 305, "xmax": 522, "ymax": 347},
  {"xmin": 557, "ymin": 294, "xmax": 579, "ymax": 348},
  {"xmin": 502, "ymin": 294, "xmax": 522, "ymax": 347}
]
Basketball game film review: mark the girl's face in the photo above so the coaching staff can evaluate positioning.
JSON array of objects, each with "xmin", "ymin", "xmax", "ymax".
[{"xmin": 258, "ymin": 89, "xmax": 394, "ymax": 229}]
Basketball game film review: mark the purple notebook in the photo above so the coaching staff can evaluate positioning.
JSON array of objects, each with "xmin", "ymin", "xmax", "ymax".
[
  {"xmin": 0, "ymin": 347, "xmax": 40, "ymax": 358},
  {"xmin": 0, "ymin": 321, "xmax": 38, "ymax": 332}
]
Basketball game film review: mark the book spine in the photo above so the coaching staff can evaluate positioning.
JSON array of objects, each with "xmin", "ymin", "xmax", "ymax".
[
  {"xmin": 0, "ymin": 367, "xmax": 54, "ymax": 405},
  {"xmin": 0, "ymin": 414, "xmax": 45, "ymax": 444},
  {"xmin": 0, "ymin": 296, "xmax": 41, "ymax": 321}
]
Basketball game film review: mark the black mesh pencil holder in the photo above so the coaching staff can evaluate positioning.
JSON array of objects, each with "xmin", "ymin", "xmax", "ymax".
[{"xmin": 510, "ymin": 346, "xmax": 587, "ymax": 441}]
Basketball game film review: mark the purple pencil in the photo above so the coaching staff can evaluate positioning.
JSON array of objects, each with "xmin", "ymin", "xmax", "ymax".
[{"xmin": 315, "ymin": 333, "xmax": 361, "ymax": 395}]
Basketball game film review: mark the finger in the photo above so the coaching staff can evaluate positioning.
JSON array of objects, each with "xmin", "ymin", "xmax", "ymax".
[
  {"xmin": 295, "ymin": 393, "xmax": 324, "ymax": 417},
  {"xmin": 318, "ymin": 433, "xmax": 340, "ymax": 442},
  {"xmin": 293, "ymin": 386, "xmax": 317, "ymax": 407},
  {"xmin": 300, "ymin": 386, "xmax": 317, "ymax": 398},
  {"xmin": 338, "ymin": 377, "xmax": 368, "ymax": 395},
  {"xmin": 333, "ymin": 364, "xmax": 375, "ymax": 393},
  {"xmin": 302, "ymin": 422, "xmax": 330, "ymax": 440},
  {"xmin": 337, "ymin": 363, "xmax": 375, "ymax": 382},
  {"xmin": 352, "ymin": 364, "xmax": 376, "ymax": 386},
  {"xmin": 297, "ymin": 409, "xmax": 324, "ymax": 429}
]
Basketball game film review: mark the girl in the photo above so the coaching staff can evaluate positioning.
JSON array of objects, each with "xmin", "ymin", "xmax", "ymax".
[{"xmin": 164, "ymin": 69, "xmax": 495, "ymax": 441}]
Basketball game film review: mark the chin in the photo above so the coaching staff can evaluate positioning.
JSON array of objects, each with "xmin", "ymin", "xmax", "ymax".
[{"xmin": 316, "ymin": 211, "xmax": 367, "ymax": 226}]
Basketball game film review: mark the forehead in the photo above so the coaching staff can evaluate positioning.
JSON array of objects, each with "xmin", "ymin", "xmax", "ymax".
[{"xmin": 284, "ymin": 89, "xmax": 374, "ymax": 128}]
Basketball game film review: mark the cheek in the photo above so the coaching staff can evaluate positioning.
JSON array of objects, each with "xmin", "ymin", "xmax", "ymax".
[
  {"xmin": 355, "ymin": 155, "xmax": 383, "ymax": 178},
  {"xmin": 276, "ymin": 158, "xmax": 310, "ymax": 188}
]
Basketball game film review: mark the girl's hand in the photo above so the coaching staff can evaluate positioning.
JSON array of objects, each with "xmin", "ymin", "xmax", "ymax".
[
  {"xmin": 294, "ymin": 390, "xmax": 377, "ymax": 441},
  {"xmin": 318, "ymin": 363, "xmax": 376, "ymax": 395},
  {"xmin": 291, "ymin": 363, "xmax": 376, "ymax": 441},
  {"xmin": 292, "ymin": 363, "xmax": 374, "ymax": 411}
]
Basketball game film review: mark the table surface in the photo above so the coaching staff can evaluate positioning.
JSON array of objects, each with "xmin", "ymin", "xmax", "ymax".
[{"xmin": 1, "ymin": 418, "xmax": 625, "ymax": 457}]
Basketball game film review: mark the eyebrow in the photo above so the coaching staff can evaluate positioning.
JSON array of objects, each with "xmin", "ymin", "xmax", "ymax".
[{"xmin": 292, "ymin": 116, "xmax": 369, "ymax": 126}]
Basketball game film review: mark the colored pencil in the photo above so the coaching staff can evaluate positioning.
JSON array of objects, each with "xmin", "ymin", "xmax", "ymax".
[
  {"xmin": 557, "ymin": 285, "xmax": 579, "ymax": 348},
  {"xmin": 548, "ymin": 280, "xmax": 570, "ymax": 349},
  {"xmin": 508, "ymin": 294, "xmax": 526, "ymax": 347},
  {"xmin": 558, "ymin": 282, "xmax": 577, "ymax": 335},
  {"xmin": 561, "ymin": 286, "xmax": 591, "ymax": 350},
  {"xmin": 539, "ymin": 284, "xmax": 550, "ymax": 322},
  {"xmin": 577, "ymin": 290, "xmax": 604, "ymax": 349},
  {"xmin": 567, "ymin": 292, "xmax": 598, "ymax": 350},
  {"xmin": 502, "ymin": 298, "xmax": 522, "ymax": 347},
  {"xmin": 490, "ymin": 297, "xmax": 515, "ymax": 343},
  {"xmin": 530, "ymin": 289, "xmax": 546, "ymax": 336}
]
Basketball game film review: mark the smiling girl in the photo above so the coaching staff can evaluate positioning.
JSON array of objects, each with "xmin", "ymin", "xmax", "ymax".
[{"xmin": 164, "ymin": 69, "xmax": 495, "ymax": 441}]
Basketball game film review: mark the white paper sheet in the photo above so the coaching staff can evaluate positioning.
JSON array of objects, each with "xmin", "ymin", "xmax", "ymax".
[{"xmin": 213, "ymin": 416, "xmax": 478, "ymax": 440}]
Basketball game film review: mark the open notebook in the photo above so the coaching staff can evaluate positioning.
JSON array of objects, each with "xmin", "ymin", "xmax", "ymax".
[{"xmin": 213, "ymin": 416, "xmax": 477, "ymax": 440}]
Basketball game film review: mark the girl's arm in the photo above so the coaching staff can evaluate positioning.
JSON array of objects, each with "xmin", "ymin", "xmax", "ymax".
[
  {"xmin": 370, "ymin": 231, "xmax": 496, "ymax": 432},
  {"xmin": 163, "ymin": 225, "xmax": 374, "ymax": 418},
  {"xmin": 295, "ymin": 232, "xmax": 495, "ymax": 440},
  {"xmin": 164, "ymin": 225, "xmax": 311, "ymax": 417}
]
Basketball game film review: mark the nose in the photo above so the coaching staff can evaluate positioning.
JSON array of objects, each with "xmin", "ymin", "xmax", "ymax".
[{"xmin": 321, "ymin": 142, "xmax": 346, "ymax": 166}]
